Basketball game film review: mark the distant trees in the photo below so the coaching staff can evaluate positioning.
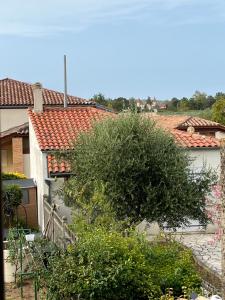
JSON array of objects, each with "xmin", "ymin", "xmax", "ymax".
[
  {"xmin": 90, "ymin": 91, "xmax": 225, "ymax": 120},
  {"xmin": 91, "ymin": 93, "xmax": 109, "ymax": 107},
  {"xmin": 165, "ymin": 91, "xmax": 223, "ymax": 113},
  {"xmin": 91, "ymin": 94, "xmax": 148, "ymax": 112},
  {"xmin": 212, "ymin": 94, "xmax": 225, "ymax": 125}
]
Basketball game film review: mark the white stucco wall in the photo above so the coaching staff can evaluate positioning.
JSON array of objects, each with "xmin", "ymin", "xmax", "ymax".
[
  {"xmin": 188, "ymin": 148, "xmax": 220, "ymax": 176},
  {"xmin": 23, "ymin": 154, "xmax": 30, "ymax": 177},
  {"xmin": 29, "ymin": 118, "xmax": 48, "ymax": 230},
  {"xmin": 215, "ymin": 131, "xmax": 225, "ymax": 140},
  {"xmin": 0, "ymin": 109, "xmax": 28, "ymax": 132}
]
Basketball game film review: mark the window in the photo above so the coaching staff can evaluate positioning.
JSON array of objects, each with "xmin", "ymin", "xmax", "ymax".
[
  {"xmin": 23, "ymin": 137, "xmax": 30, "ymax": 154},
  {"xmin": 21, "ymin": 189, "xmax": 29, "ymax": 205}
]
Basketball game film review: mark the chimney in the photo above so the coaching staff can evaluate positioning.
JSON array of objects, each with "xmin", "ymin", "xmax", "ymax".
[{"xmin": 32, "ymin": 82, "xmax": 43, "ymax": 112}]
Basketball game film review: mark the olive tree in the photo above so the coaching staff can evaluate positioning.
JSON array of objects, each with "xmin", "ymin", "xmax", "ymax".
[{"xmin": 62, "ymin": 113, "xmax": 215, "ymax": 227}]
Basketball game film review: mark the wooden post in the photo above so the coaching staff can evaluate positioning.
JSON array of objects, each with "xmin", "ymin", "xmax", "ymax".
[
  {"xmin": 62, "ymin": 216, "xmax": 67, "ymax": 250},
  {"xmin": 220, "ymin": 140, "xmax": 225, "ymax": 299}
]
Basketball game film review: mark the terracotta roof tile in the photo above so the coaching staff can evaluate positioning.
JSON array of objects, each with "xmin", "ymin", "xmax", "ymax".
[
  {"xmin": 145, "ymin": 115, "xmax": 220, "ymax": 148},
  {"xmin": 171, "ymin": 129, "xmax": 220, "ymax": 148},
  {"xmin": 29, "ymin": 107, "xmax": 113, "ymax": 151},
  {"xmin": 147, "ymin": 114, "xmax": 225, "ymax": 131},
  {"xmin": 147, "ymin": 114, "xmax": 189, "ymax": 130},
  {"xmin": 0, "ymin": 78, "xmax": 94, "ymax": 107},
  {"xmin": 178, "ymin": 116, "xmax": 225, "ymax": 129},
  {"xmin": 31, "ymin": 111, "xmax": 220, "ymax": 175},
  {"xmin": 47, "ymin": 155, "xmax": 71, "ymax": 174}
]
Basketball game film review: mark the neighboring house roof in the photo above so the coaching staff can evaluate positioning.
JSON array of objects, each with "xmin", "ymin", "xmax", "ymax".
[
  {"xmin": 0, "ymin": 123, "xmax": 29, "ymax": 139},
  {"xmin": 29, "ymin": 107, "xmax": 113, "ymax": 151},
  {"xmin": 149, "ymin": 114, "xmax": 225, "ymax": 131},
  {"xmin": 30, "ymin": 110, "xmax": 220, "ymax": 176},
  {"xmin": 149, "ymin": 115, "xmax": 188, "ymax": 130},
  {"xmin": 172, "ymin": 129, "xmax": 220, "ymax": 148},
  {"xmin": 177, "ymin": 116, "xmax": 225, "ymax": 130},
  {"xmin": 0, "ymin": 78, "xmax": 94, "ymax": 107},
  {"xmin": 147, "ymin": 114, "xmax": 220, "ymax": 148},
  {"xmin": 47, "ymin": 155, "xmax": 71, "ymax": 175},
  {"xmin": 29, "ymin": 106, "xmax": 113, "ymax": 175}
]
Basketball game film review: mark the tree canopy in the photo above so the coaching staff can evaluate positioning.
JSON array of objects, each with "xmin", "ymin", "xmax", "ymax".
[
  {"xmin": 62, "ymin": 114, "xmax": 215, "ymax": 227},
  {"xmin": 212, "ymin": 94, "xmax": 225, "ymax": 125}
]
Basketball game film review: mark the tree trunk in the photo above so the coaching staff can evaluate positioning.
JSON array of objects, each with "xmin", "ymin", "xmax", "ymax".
[{"xmin": 220, "ymin": 142, "xmax": 225, "ymax": 299}]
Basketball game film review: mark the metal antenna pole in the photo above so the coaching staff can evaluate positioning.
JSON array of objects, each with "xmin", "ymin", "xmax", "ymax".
[{"xmin": 64, "ymin": 55, "xmax": 68, "ymax": 108}]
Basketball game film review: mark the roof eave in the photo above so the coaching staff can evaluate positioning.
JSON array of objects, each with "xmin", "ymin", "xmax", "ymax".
[
  {"xmin": 185, "ymin": 146, "xmax": 220, "ymax": 150},
  {"xmin": 49, "ymin": 172, "xmax": 73, "ymax": 178}
]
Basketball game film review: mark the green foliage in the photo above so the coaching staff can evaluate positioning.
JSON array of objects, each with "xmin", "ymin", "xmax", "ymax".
[
  {"xmin": 212, "ymin": 95, "xmax": 225, "ymax": 124},
  {"xmin": 66, "ymin": 182, "xmax": 128, "ymax": 236},
  {"xmin": 91, "ymin": 93, "xmax": 109, "ymax": 107},
  {"xmin": 2, "ymin": 172, "xmax": 27, "ymax": 180},
  {"xmin": 3, "ymin": 185, "xmax": 22, "ymax": 224},
  {"xmin": 6, "ymin": 229, "xmax": 26, "ymax": 283},
  {"xmin": 3, "ymin": 185, "xmax": 22, "ymax": 207},
  {"xmin": 198, "ymin": 108, "xmax": 213, "ymax": 121},
  {"xmin": 62, "ymin": 113, "xmax": 215, "ymax": 227},
  {"xmin": 45, "ymin": 230, "xmax": 200, "ymax": 300},
  {"xmin": 166, "ymin": 91, "xmax": 217, "ymax": 112},
  {"xmin": 147, "ymin": 242, "xmax": 201, "ymax": 296}
]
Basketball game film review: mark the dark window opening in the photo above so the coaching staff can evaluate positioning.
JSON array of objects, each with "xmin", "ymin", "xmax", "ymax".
[
  {"xmin": 23, "ymin": 137, "xmax": 30, "ymax": 154},
  {"xmin": 21, "ymin": 189, "xmax": 29, "ymax": 205}
]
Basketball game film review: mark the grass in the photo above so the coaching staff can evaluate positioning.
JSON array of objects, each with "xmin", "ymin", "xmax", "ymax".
[{"xmin": 158, "ymin": 110, "xmax": 205, "ymax": 116}]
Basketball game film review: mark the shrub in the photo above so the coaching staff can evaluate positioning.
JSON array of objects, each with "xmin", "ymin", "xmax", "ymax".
[
  {"xmin": 2, "ymin": 172, "xmax": 27, "ymax": 180},
  {"xmin": 46, "ymin": 230, "xmax": 161, "ymax": 300},
  {"xmin": 3, "ymin": 184, "xmax": 22, "ymax": 225},
  {"xmin": 148, "ymin": 242, "xmax": 201, "ymax": 296},
  {"xmin": 45, "ymin": 230, "xmax": 200, "ymax": 300}
]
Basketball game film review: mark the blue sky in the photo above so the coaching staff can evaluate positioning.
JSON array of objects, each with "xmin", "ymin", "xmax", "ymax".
[{"xmin": 1, "ymin": 0, "xmax": 225, "ymax": 100}]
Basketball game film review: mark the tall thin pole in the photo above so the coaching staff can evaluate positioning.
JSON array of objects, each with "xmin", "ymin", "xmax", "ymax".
[{"xmin": 64, "ymin": 55, "xmax": 68, "ymax": 108}]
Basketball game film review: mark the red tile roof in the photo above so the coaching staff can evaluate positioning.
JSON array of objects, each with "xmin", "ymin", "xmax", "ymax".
[
  {"xmin": 0, "ymin": 78, "xmax": 94, "ymax": 107},
  {"xmin": 47, "ymin": 155, "xmax": 71, "ymax": 174},
  {"xmin": 29, "ymin": 107, "xmax": 113, "ymax": 151},
  {"xmin": 148, "ymin": 114, "xmax": 189, "ymax": 130},
  {"xmin": 171, "ymin": 129, "xmax": 220, "ymax": 148},
  {"xmin": 148, "ymin": 115, "xmax": 220, "ymax": 148},
  {"xmin": 29, "ymin": 110, "xmax": 220, "ymax": 175},
  {"xmin": 178, "ymin": 116, "xmax": 225, "ymax": 129},
  {"xmin": 148, "ymin": 114, "xmax": 225, "ymax": 131}
]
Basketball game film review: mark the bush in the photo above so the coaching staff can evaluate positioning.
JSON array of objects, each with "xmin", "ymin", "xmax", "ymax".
[
  {"xmin": 148, "ymin": 242, "xmax": 201, "ymax": 296},
  {"xmin": 2, "ymin": 172, "xmax": 27, "ymax": 180},
  {"xmin": 3, "ymin": 184, "xmax": 22, "ymax": 224},
  {"xmin": 212, "ymin": 95, "xmax": 225, "ymax": 124},
  {"xmin": 45, "ymin": 230, "xmax": 200, "ymax": 300},
  {"xmin": 62, "ymin": 113, "xmax": 215, "ymax": 227}
]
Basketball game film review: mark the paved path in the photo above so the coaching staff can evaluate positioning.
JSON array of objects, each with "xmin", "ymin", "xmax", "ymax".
[{"xmin": 174, "ymin": 234, "xmax": 221, "ymax": 275}]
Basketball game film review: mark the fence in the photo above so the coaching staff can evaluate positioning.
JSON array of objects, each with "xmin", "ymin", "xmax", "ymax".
[{"xmin": 43, "ymin": 198, "xmax": 76, "ymax": 248}]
